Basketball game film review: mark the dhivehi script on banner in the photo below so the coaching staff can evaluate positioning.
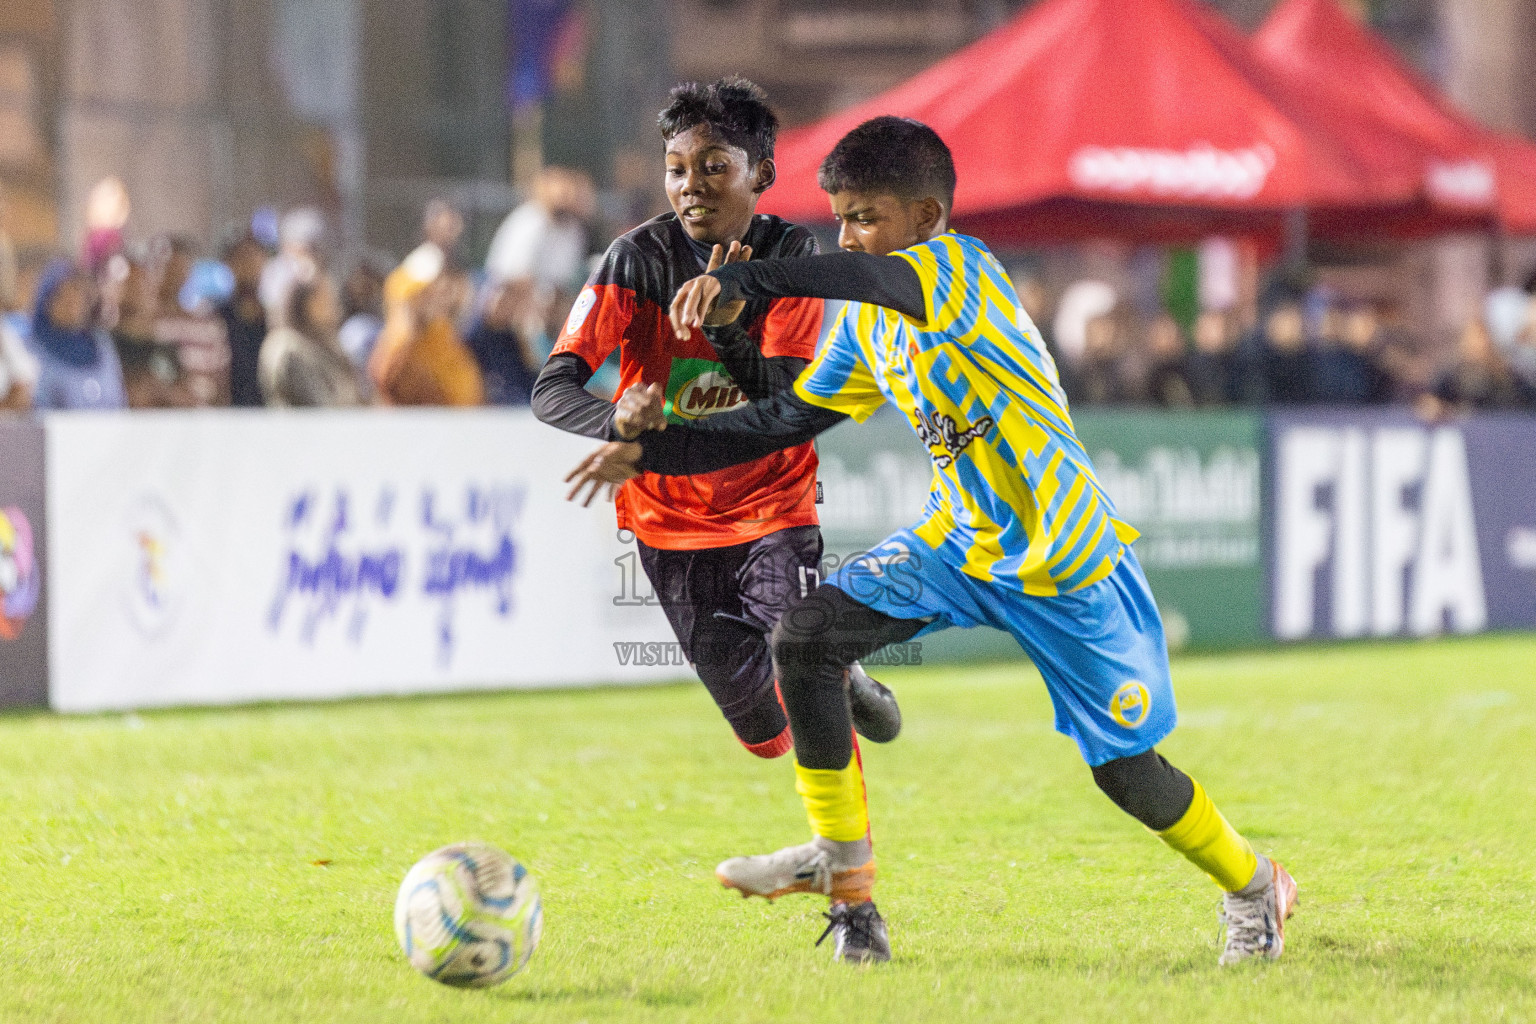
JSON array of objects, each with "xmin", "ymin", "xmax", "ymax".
[{"xmin": 45, "ymin": 410, "xmax": 678, "ymax": 712}]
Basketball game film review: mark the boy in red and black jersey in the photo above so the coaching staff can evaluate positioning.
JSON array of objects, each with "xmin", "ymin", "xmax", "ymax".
[{"xmin": 532, "ymin": 78, "xmax": 900, "ymax": 756}]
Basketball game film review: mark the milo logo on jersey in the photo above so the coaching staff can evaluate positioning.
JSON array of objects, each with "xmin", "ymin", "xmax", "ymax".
[{"xmin": 663, "ymin": 358, "xmax": 749, "ymax": 423}]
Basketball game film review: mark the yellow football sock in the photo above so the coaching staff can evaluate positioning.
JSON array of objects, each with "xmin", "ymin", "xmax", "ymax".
[
  {"xmin": 794, "ymin": 759, "xmax": 869, "ymax": 843},
  {"xmin": 1156, "ymin": 779, "xmax": 1258, "ymax": 892}
]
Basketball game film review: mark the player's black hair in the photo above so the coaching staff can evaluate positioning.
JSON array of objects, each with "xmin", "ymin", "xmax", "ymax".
[
  {"xmin": 658, "ymin": 77, "xmax": 779, "ymax": 165},
  {"xmin": 817, "ymin": 116, "xmax": 957, "ymax": 210}
]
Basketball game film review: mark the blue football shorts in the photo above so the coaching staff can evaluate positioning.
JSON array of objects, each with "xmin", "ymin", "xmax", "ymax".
[{"xmin": 825, "ymin": 528, "xmax": 1177, "ymax": 766}]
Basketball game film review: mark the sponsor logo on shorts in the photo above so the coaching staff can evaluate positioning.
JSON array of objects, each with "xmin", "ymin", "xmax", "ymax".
[{"xmin": 1109, "ymin": 680, "xmax": 1151, "ymax": 729}]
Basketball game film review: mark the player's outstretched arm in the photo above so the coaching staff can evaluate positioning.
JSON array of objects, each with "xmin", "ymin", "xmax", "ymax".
[
  {"xmin": 532, "ymin": 238, "xmax": 647, "ymax": 439},
  {"xmin": 706, "ymin": 321, "xmax": 807, "ymax": 400},
  {"xmin": 563, "ymin": 388, "xmax": 846, "ymax": 505},
  {"xmin": 671, "ymin": 251, "xmax": 925, "ymax": 338},
  {"xmin": 639, "ymin": 389, "xmax": 845, "ymax": 475}
]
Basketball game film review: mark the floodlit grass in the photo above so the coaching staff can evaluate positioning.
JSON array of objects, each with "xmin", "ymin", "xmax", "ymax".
[{"xmin": 2, "ymin": 636, "xmax": 1534, "ymax": 1023}]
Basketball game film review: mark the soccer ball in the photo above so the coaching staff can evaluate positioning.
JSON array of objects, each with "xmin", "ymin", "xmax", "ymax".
[{"xmin": 394, "ymin": 842, "xmax": 543, "ymax": 987}]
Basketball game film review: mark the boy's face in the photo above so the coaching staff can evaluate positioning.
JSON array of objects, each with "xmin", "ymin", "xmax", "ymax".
[
  {"xmin": 828, "ymin": 191, "xmax": 945, "ymax": 257},
  {"xmin": 664, "ymin": 127, "xmax": 769, "ymax": 246}
]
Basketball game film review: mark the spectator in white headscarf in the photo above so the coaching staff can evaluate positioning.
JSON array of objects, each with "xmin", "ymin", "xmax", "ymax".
[{"xmin": 259, "ymin": 206, "xmax": 326, "ymax": 322}]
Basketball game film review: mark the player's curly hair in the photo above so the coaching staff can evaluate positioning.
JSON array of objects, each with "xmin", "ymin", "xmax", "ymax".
[
  {"xmin": 658, "ymin": 77, "xmax": 779, "ymax": 164},
  {"xmin": 817, "ymin": 116, "xmax": 956, "ymax": 210}
]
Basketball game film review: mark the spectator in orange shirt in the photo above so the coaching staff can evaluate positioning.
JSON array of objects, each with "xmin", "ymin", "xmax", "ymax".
[{"xmin": 370, "ymin": 252, "xmax": 484, "ymax": 407}]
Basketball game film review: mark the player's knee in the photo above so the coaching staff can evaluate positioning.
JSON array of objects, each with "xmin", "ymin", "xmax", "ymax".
[
  {"xmin": 769, "ymin": 593, "xmax": 837, "ymax": 678},
  {"xmin": 770, "ymin": 589, "xmax": 860, "ymax": 723},
  {"xmin": 1091, "ymin": 750, "xmax": 1194, "ymax": 832},
  {"xmin": 767, "ymin": 617, "xmax": 803, "ymax": 681}
]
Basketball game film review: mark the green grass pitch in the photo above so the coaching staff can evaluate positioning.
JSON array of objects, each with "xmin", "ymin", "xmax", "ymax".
[{"xmin": 3, "ymin": 636, "xmax": 1534, "ymax": 1023}]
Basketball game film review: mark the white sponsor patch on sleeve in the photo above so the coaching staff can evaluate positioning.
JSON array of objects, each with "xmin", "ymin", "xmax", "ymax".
[{"xmin": 564, "ymin": 287, "xmax": 598, "ymax": 335}]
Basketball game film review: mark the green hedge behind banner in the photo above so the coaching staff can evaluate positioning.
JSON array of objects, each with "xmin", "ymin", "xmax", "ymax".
[{"xmin": 814, "ymin": 408, "xmax": 1265, "ymax": 664}]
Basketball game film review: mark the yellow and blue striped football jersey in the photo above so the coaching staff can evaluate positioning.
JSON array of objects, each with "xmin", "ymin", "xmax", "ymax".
[{"xmin": 794, "ymin": 232, "xmax": 1138, "ymax": 596}]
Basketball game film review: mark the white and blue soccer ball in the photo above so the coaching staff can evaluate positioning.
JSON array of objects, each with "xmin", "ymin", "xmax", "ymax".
[{"xmin": 394, "ymin": 842, "xmax": 543, "ymax": 987}]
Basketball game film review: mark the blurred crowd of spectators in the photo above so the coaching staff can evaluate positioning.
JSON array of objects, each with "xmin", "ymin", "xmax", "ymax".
[
  {"xmin": 1024, "ymin": 269, "xmax": 1536, "ymax": 418},
  {"xmin": 5, "ymin": 170, "xmax": 1536, "ymax": 419},
  {"xmin": 0, "ymin": 169, "xmax": 600, "ymax": 412}
]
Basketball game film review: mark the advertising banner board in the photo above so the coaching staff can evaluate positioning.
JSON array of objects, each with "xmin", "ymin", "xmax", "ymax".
[
  {"xmin": 42, "ymin": 406, "xmax": 1536, "ymax": 710},
  {"xmin": 46, "ymin": 410, "xmax": 678, "ymax": 712},
  {"xmin": 1075, "ymin": 409, "xmax": 1266, "ymax": 649},
  {"xmin": 1464, "ymin": 415, "xmax": 1536, "ymax": 630},
  {"xmin": 1269, "ymin": 410, "xmax": 1536, "ymax": 640},
  {"xmin": 0, "ymin": 417, "xmax": 47, "ymax": 707}
]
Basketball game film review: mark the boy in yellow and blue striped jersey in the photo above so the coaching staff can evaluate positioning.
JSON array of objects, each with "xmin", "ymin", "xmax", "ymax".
[{"xmin": 566, "ymin": 116, "xmax": 1297, "ymax": 967}]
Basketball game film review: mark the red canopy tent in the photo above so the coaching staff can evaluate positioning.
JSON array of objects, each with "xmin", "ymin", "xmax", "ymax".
[
  {"xmin": 1254, "ymin": 0, "xmax": 1536, "ymax": 236},
  {"xmin": 757, "ymin": 0, "xmax": 1461, "ymax": 245}
]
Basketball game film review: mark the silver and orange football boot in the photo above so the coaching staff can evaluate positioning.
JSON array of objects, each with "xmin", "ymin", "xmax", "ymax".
[{"xmin": 1219, "ymin": 858, "xmax": 1298, "ymax": 965}]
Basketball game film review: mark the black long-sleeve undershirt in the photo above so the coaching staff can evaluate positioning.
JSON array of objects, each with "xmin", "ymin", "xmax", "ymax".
[
  {"xmin": 532, "ymin": 320, "xmax": 810, "ymax": 444},
  {"xmin": 704, "ymin": 322, "xmax": 806, "ymax": 399},
  {"xmin": 636, "ymin": 250, "xmax": 928, "ymax": 476},
  {"xmin": 711, "ymin": 250, "xmax": 926, "ymax": 321},
  {"xmin": 535, "ymin": 251, "xmax": 919, "ymax": 441},
  {"xmin": 530, "ymin": 353, "xmax": 623, "ymax": 440},
  {"xmin": 531, "ymin": 335, "xmax": 809, "ymax": 439},
  {"xmin": 639, "ymin": 389, "xmax": 847, "ymax": 476}
]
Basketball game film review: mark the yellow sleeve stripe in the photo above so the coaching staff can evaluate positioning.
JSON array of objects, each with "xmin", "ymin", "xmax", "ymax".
[
  {"xmin": 895, "ymin": 235, "xmax": 971, "ymax": 333},
  {"xmin": 893, "ymin": 249, "xmax": 934, "ymax": 328},
  {"xmin": 793, "ymin": 377, "xmax": 878, "ymax": 420}
]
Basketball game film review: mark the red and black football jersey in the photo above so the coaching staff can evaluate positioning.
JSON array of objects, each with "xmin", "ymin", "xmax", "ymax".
[{"xmin": 553, "ymin": 213, "xmax": 823, "ymax": 550}]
